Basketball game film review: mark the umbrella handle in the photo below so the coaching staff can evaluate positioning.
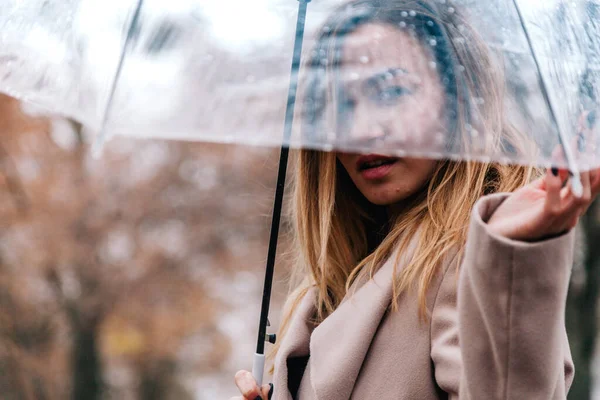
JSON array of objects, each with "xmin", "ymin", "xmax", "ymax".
[{"xmin": 252, "ymin": 353, "xmax": 266, "ymax": 386}]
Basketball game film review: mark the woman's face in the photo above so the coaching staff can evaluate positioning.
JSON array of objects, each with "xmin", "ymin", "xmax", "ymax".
[{"xmin": 334, "ymin": 23, "xmax": 445, "ymax": 206}]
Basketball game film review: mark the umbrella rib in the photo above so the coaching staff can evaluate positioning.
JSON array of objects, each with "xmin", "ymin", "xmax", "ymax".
[
  {"xmin": 92, "ymin": 0, "xmax": 145, "ymax": 156},
  {"xmin": 510, "ymin": 0, "xmax": 583, "ymax": 194}
]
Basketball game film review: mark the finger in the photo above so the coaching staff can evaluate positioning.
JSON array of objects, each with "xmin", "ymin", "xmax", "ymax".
[
  {"xmin": 556, "ymin": 171, "xmax": 590, "ymax": 227},
  {"xmin": 560, "ymin": 213, "xmax": 580, "ymax": 232},
  {"xmin": 551, "ymin": 182, "xmax": 582, "ymax": 232},
  {"xmin": 558, "ymin": 169, "xmax": 570, "ymax": 186},
  {"xmin": 566, "ymin": 170, "xmax": 591, "ymax": 211},
  {"xmin": 545, "ymin": 168, "xmax": 563, "ymax": 215},
  {"xmin": 580, "ymin": 168, "xmax": 600, "ymax": 215},
  {"xmin": 261, "ymin": 384, "xmax": 273, "ymax": 400},
  {"xmin": 234, "ymin": 370, "xmax": 262, "ymax": 400},
  {"xmin": 558, "ymin": 203, "xmax": 583, "ymax": 232},
  {"xmin": 580, "ymin": 170, "xmax": 592, "ymax": 203},
  {"xmin": 530, "ymin": 174, "xmax": 547, "ymax": 190}
]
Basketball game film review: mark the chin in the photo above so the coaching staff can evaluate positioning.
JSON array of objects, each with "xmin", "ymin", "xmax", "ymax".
[
  {"xmin": 364, "ymin": 193, "xmax": 407, "ymax": 206},
  {"xmin": 360, "ymin": 183, "xmax": 421, "ymax": 206}
]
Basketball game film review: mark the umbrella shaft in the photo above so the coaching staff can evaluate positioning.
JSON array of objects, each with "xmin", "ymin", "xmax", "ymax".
[{"xmin": 256, "ymin": 0, "xmax": 310, "ymax": 357}]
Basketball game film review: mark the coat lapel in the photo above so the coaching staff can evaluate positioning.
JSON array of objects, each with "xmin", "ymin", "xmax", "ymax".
[
  {"xmin": 273, "ymin": 286, "xmax": 318, "ymax": 400},
  {"xmin": 273, "ymin": 234, "xmax": 419, "ymax": 400},
  {"xmin": 308, "ymin": 255, "xmax": 396, "ymax": 400}
]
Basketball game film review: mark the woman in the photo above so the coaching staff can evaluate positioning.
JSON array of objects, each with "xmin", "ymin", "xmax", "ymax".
[{"xmin": 233, "ymin": 0, "xmax": 600, "ymax": 399}]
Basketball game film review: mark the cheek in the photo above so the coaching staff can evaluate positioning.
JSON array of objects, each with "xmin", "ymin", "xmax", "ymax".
[
  {"xmin": 406, "ymin": 159, "xmax": 437, "ymax": 183},
  {"xmin": 386, "ymin": 85, "xmax": 446, "ymax": 148},
  {"xmin": 390, "ymin": 159, "xmax": 437, "ymax": 197}
]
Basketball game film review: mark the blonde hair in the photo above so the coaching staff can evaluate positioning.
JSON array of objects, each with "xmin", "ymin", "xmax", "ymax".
[{"xmin": 269, "ymin": 0, "xmax": 538, "ymax": 368}]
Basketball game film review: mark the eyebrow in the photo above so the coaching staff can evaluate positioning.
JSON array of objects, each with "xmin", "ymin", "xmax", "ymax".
[{"xmin": 364, "ymin": 67, "xmax": 409, "ymax": 87}]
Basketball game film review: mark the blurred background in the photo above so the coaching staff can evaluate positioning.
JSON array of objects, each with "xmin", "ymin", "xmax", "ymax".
[
  {"xmin": 0, "ymin": 93, "xmax": 292, "ymax": 400},
  {"xmin": 1, "ymin": 0, "xmax": 600, "ymax": 399},
  {"xmin": 0, "ymin": 92, "xmax": 599, "ymax": 400}
]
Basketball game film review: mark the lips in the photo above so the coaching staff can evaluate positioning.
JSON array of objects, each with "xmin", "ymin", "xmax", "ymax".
[{"xmin": 356, "ymin": 154, "xmax": 398, "ymax": 180}]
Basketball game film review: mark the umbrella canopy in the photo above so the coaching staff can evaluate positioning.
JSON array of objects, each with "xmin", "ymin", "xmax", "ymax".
[
  {"xmin": 0, "ymin": 0, "xmax": 599, "ymax": 172},
  {"xmin": 2, "ymin": 0, "xmax": 600, "ymax": 385}
]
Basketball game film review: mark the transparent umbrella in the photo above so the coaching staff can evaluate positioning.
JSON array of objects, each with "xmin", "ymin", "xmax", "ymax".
[{"xmin": 1, "ymin": 0, "xmax": 600, "ymax": 385}]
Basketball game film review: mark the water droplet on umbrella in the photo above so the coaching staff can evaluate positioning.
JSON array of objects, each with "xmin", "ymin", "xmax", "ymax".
[
  {"xmin": 399, "ymin": 21, "xmax": 407, "ymax": 28},
  {"xmin": 360, "ymin": 55, "xmax": 369, "ymax": 64},
  {"xmin": 409, "ymin": 10, "xmax": 417, "ymax": 17},
  {"xmin": 434, "ymin": 132, "xmax": 445, "ymax": 145},
  {"xmin": 427, "ymin": 20, "xmax": 434, "ymax": 27},
  {"xmin": 323, "ymin": 25, "xmax": 331, "ymax": 33},
  {"xmin": 448, "ymin": 6, "xmax": 455, "ymax": 13},
  {"xmin": 401, "ymin": 11, "xmax": 408, "ymax": 17},
  {"xmin": 429, "ymin": 61, "xmax": 437, "ymax": 69},
  {"xmin": 350, "ymin": 72, "xmax": 360, "ymax": 81},
  {"xmin": 429, "ymin": 39, "xmax": 437, "ymax": 46},
  {"xmin": 458, "ymin": 65, "xmax": 466, "ymax": 72}
]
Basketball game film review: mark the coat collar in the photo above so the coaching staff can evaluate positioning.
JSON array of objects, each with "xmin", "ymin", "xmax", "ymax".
[{"xmin": 273, "ymin": 234, "xmax": 420, "ymax": 400}]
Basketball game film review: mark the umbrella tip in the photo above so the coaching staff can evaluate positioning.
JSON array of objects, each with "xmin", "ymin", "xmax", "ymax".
[
  {"xmin": 570, "ymin": 173, "xmax": 584, "ymax": 198},
  {"xmin": 91, "ymin": 139, "xmax": 105, "ymax": 159},
  {"xmin": 91, "ymin": 130, "xmax": 108, "ymax": 159}
]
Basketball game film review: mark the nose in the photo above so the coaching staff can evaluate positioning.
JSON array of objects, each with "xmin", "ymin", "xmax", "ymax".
[{"xmin": 346, "ymin": 101, "xmax": 388, "ymax": 145}]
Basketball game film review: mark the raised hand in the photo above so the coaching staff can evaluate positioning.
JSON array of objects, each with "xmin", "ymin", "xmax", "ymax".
[{"xmin": 487, "ymin": 168, "xmax": 600, "ymax": 242}]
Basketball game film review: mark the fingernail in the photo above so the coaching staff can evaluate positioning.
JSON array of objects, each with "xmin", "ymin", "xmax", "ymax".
[
  {"xmin": 551, "ymin": 167, "xmax": 559, "ymax": 176},
  {"xmin": 587, "ymin": 110, "xmax": 597, "ymax": 129},
  {"xmin": 269, "ymin": 383, "xmax": 274, "ymax": 399}
]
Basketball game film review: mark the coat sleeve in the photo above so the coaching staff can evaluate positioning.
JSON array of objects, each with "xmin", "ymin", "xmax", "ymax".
[{"xmin": 430, "ymin": 193, "xmax": 575, "ymax": 400}]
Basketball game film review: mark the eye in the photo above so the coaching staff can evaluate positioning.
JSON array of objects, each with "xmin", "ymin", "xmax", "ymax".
[
  {"xmin": 372, "ymin": 86, "xmax": 411, "ymax": 105},
  {"xmin": 338, "ymin": 94, "xmax": 356, "ymax": 114}
]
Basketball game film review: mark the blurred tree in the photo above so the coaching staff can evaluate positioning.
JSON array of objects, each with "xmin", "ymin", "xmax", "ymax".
[{"xmin": 0, "ymin": 94, "xmax": 279, "ymax": 399}]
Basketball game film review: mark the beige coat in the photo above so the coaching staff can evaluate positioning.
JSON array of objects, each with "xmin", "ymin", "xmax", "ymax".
[{"xmin": 271, "ymin": 193, "xmax": 575, "ymax": 399}]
